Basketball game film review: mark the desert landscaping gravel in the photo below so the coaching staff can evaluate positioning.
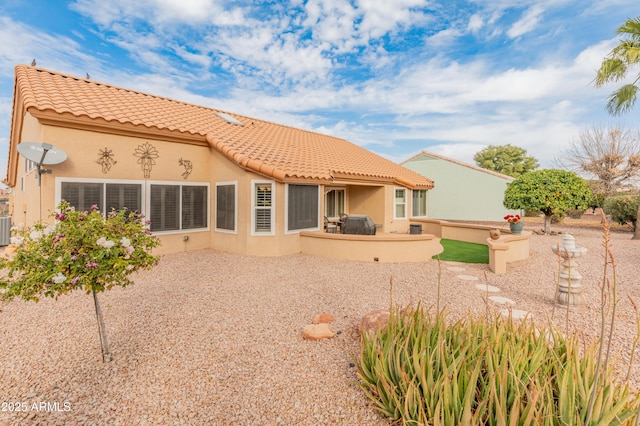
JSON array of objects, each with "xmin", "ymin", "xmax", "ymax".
[{"xmin": 1, "ymin": 222, "xmax": 639, "ymax": 425}]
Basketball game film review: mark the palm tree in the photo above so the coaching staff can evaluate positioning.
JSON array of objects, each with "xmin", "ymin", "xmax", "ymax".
[{"xmin": 595, "ymin": 16, "xmax": 640, "ymax": 240}]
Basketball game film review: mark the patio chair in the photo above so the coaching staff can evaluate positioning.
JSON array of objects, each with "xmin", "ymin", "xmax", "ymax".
[{"xmin": 324, "ymin": 216, "xmax": 338, "ymax": 233}]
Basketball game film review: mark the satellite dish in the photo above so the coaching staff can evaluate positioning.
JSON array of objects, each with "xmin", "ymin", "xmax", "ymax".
[
  {"xmin": 17, "ymin": 142, "xmax": 68, "ymax": 187},
  {"xmin": 17, "ymin": 142, "xmax": 68, "ymax": 165}
]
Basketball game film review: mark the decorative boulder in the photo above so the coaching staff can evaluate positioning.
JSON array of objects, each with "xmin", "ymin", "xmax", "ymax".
[
  {"xmin": 359, "ymin": 309, "xmax": 390, "ymax": 336},
  {"xmin": 302, "ymin": 323, "xmax": 335, "ymax": 341},
  {"xmin": 312, "ymin": 313, "xmax": 335, "ymax": 324}
]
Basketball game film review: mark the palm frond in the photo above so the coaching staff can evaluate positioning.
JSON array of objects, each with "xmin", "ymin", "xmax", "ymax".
[
  {"xmin": 605, "ymin": 84, "xmax": 639, "ymax": 115},
  {"xmin": 616, "ymin": 17, "xmax": 640, "ymax": 40},
  {"xmin": 595, "ymin": 58, "xmax": 628, "ymax": 86}
]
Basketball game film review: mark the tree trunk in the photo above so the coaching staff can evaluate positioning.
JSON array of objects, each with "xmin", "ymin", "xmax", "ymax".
[
  {"xmin": 92, "ymin": 290, "xmax": 113, "ymax": 362},
  {"xmin": 544, "ymin": 214, "xmax": 552, "ymax": 234},
  {"xmin": 633, "ymin": 197, "xmax": 640, "ymax": 240}
]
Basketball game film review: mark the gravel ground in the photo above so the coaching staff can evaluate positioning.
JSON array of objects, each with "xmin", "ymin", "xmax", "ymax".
[{"xmin": 1, "ymin": 222, "xmax": 639, "ymax": 425}]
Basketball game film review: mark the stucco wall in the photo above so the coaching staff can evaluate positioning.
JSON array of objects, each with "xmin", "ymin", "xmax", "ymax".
[
  {"xmin": 10, "ymin": 114, "xmax": 422, "ymax": 257},
  {"xmin": 403, "ymin": 154, "xmax": 520, "ymax": 221}
]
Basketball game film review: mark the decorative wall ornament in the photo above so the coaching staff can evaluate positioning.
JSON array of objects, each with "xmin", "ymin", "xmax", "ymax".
[
  {"xmin": 179, "ymin": 158, "xmax": 193, "ymax": 179},
  {"xmin": 96, "ymin": 147, "xmax": 117, "ymax": 174},
  {"xmin": 134, "ymin": 142, "xmax": 159, "ymax": 178}
]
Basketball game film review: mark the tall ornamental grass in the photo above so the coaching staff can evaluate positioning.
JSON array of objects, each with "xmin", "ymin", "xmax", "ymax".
[{"xmin": 356, "ymin": 307, "xmax": 639, "ymax": 425}]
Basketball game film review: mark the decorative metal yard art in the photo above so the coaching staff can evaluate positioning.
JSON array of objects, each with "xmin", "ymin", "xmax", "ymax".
[
  {"xmin": 96, "ymin": 147, "xmax": 117, "ymax": 173},
  {"xmin": 179, "ymin": 158, "xmax": 192, "ymax": 179},
  {"xmin": 134, "ymin": 142, "xmax": 159, "ymax": 178},
  {"xmin": 552, "ymin": 234, "xmax": 588, "ymax": 310}
]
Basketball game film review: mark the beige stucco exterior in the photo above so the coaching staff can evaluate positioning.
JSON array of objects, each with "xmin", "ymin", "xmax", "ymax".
[{"xmin": 9, "ymin": 110, "xmax": 432, "ymax": 258}]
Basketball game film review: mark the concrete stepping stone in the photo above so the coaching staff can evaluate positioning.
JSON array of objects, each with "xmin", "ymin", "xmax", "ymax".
[
  {"xmin": 500, "ymin": 309, "xmax": 530, "ymax": 319},
  {"xmin": 488, "ymin": 296, "xmax": 515, "ymax": 304},
  {"xmin": 475, "ymin": 284, "xmax": 500, "ymax": 292},
  {"xmin": 456, "ymin": 274, "xmax": 478, "ymax": 281},
  {"xmin": 447, "ymin": 266, "xmax": 466, "ymax": 272}
]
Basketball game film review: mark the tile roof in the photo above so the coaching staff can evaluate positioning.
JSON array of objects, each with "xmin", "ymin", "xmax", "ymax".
[{"xmin": 11, "ymin": 65, "xmax": 433, "ymax": 189}]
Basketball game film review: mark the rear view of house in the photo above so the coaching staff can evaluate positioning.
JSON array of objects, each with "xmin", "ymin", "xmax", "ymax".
[{"xmin": 5, "ymin": 65, "xmax": 436, "ymax": 258}]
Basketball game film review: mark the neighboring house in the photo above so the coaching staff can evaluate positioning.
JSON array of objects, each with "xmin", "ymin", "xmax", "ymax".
[
  {"xmin": 402, "ymin": 150, "xmax": 520, "ymax": 221},
  {"xmin": 4, "ymin": 65, "xmax": 434, "ymax": 256}
]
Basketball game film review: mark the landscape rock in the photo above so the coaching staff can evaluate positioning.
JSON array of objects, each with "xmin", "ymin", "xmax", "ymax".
[
  {"xmin": 312, "ymin": 313, "xmax": 335, "ymax": 324},
  {"xmin": 302, "ymin": 323, "xmax": 335, "ymax": 340},
  {"xmin": 359, "ymin": 309, "xmax": 390, "ymax": 335}
]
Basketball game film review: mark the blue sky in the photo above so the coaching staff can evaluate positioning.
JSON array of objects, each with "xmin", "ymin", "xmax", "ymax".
[{"xmin": 0, "ymin": 0, "xmax": 637, "ymax": 184}]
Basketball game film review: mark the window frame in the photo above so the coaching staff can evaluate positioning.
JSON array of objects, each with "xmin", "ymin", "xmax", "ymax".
[
  {"xmin": 285, "ymin": 183, "xmax": 320, "ymax": 234},
  {"xmin": 56, "ymin": 177, "xmax": 145, "ymax": 216},
  {"xmin": 56, "ymin": 178, "xmax": 210, "ymax": 235},
  {"xmin": 324, "ymin": 187, "xmax": 346, "ymax": 218},
  {"xmin": 411, "ymin": 189, "xmax": 428, "ymax": 218},
  {"xmin": 394, "ymin": 187, "xmax": 407, "ymax": 219},
  {"xmin": 215, "ymin": 181, "xmax": 238, "ymax": 234},
  {"xmin": 147, "ymin": 180, "xmax": 210, "ymax": 234},
  {"xmin": 251, "ymin": 180, "xmax": 275, "ymax": 236}
]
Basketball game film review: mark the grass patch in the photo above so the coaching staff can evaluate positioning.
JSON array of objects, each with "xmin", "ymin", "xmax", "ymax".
[{"xmin": 434, "ymin": 239, "xmax": 489, "ymax": 264}]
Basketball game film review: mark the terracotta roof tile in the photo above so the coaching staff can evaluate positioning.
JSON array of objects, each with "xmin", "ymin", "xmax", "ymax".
[{"xmin": 14, "ymin": 65, "xmax": 433, "ymax": 188}]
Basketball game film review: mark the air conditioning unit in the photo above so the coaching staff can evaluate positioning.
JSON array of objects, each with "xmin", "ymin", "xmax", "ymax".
[{"xmin": 0, "ymin": 216, "xmax": 11, "ymax": 246}]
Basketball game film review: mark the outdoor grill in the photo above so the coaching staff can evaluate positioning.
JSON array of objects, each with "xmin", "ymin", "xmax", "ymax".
[{"xmin": 341, "ymin": 214, "xmax": 376, "ymax": 235}]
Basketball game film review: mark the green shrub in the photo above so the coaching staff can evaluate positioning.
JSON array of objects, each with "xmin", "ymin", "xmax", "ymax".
[
  {"xmin": 356, "ymin": 306, "xmax": 640, "ymax": 425},
  {"xmin": 604, "ymin": 195, "xmax": 639, "ymax": 230},
  {"xmin": 551, "ymin": 212, "xmax": 565, "ymax": 224},
  {"xmin": 567, "ymin": 209, "xmax": 586, "ymax": 219}
]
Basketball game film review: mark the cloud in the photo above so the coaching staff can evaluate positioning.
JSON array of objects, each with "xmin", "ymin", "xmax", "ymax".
[
  {"xmin": 356, "ymin": 0, "xmax": 430, "ymax": 40},
  {"xmin": 0, "ymin": 16, "xmax": 102, "ymax": 78},
  {"xmin": 71, "ymin": 0, "xmax": 246, "ymax": 27},
  {"xmin": 467, "ymin": 14, "xmax": 484, "ymax": 33},
  {"xmin": 507, "ymin": 5, "xmax": 545, "ymax": 39}
]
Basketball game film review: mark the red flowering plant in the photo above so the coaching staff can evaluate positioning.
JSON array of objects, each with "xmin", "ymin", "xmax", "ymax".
[{"xmin": 504, "ymin": 214, "xmax": 522, "ymax": 224}]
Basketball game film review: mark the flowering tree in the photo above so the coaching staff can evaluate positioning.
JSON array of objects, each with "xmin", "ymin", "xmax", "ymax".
[{"xmin": 0, "ymin": 201, "xmax": 161, "ymax": 361}]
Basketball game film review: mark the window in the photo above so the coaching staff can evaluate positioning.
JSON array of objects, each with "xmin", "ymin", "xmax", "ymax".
[
  {"xmin": 25, "ymin": 159, "xmax": 37, "ymax": 173},
  {"xmin": 61, "ymin": 182, "xmax": 141, "ymax": 213},
  {"xmin": 182, "ymin": 186, "xmax": 208, "ymax": 229},
  {"xmin": 394, "ymin": 188, "xmax": 407, "ymax": 219},
  {"xmin": 412, "ymin": 190, "xmax": 427, "ymax": 217},
  {"xmin": 149, "ymin": 184, "xmax": 208, "ymax": 232},
  {"xmin": 325, "ymin": 188, "xmax": 345, "ymax": 218},
  {"xmin": 252, "ymin": 181, "xmax": 274, "ymax": 235},
  {"xmin": 150, "ymin": 185, "xmax": 179, "ymax": 231},
  {"xmin": 216, "ymin": 182, "xmax": 236, "ymax": 232},
  {"xmin": 287, "ymin": 184, "xmax": 319, "ymax": 231},
  {"xmin": 106, "ymin": 184, "xmax": 142, "ymax": 212},
  {"xmin": 59, "ymin": 180, "xmax": 208, "ymax": 233}
]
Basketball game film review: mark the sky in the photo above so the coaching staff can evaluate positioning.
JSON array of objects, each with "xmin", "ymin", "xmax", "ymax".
[{"xmin": 0, "ymin": 0, "xmax": 638, "ymax": 185}]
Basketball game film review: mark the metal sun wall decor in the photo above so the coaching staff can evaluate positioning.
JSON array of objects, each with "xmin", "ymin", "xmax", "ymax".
[
  {"xmin": 134, "ymin": 142, "xmax": 159, "ymax": 178},
  {"xmin": 96, "ymin": 147, "xmax": 117, "ymax": 173},
  {"xmin": 179, "ymin": 158, "xmax": 193, "ymax": 179}
]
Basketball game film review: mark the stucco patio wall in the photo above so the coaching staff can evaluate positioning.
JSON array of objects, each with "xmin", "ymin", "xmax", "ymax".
[
  {"xmin": 411, "ymin": 218, "xmax": 530, "ymax": 274},
  {"xmin": 299, "ymin": 231, "xmax": 443, "ymax": 263},
  {"xmin": 415, "ymin": 218, "xmax": 510, "ymax": 244}
]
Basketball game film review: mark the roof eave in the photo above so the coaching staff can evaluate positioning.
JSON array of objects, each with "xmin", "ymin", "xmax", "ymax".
[
  {"xmin": 4, "ymin": 76, "xmax": 25, "ymax": 188},
  {"xmin": 30, "ymin": 109, "xmax": 210, "ymax": 146}
]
